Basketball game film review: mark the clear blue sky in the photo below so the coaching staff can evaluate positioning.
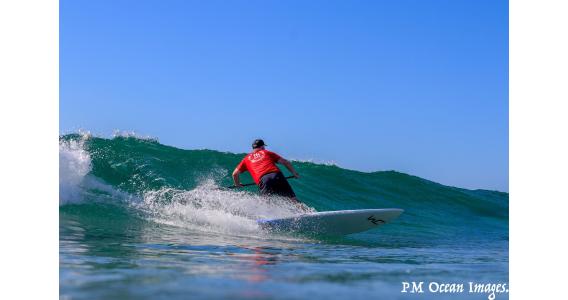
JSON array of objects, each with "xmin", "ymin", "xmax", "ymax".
[{"xmin": 60, "ymin": 0, "xmax": 508, "ymax": 192}]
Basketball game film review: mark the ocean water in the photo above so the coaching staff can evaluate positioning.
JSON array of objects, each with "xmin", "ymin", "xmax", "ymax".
[{"xmin": 59, "ymin": 134, "xmax": 509, "ymax": 299}]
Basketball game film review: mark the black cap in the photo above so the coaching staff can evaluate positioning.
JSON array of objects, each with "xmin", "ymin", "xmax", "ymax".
[{"xmin": 252, "ymin": 139, "xmax": 266, "ymax": 149}]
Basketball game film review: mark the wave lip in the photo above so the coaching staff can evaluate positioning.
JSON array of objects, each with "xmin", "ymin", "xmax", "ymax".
[{"xmin": 59, "ymin": 139, "xmax": 92, "ymax": 205}]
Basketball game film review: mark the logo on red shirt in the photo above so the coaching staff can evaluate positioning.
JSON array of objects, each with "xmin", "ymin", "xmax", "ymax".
[
  {"xmin": 237, "ymin": 150, "xmax": 282, "ymax": 184},
  {"xmin": 249, "ymin": 152, "xmax": 265, "ymax": 163}
]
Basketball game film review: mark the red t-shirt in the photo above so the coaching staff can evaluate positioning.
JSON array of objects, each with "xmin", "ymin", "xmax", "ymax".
[{"xmin": 237, "ymin": 150, "xmax": 282, "ymax": 184}]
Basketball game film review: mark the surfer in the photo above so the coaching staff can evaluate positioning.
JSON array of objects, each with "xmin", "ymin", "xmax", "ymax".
[{"xmin": 232, "ymin": 139, "xmax": 301, "ymax": 203}]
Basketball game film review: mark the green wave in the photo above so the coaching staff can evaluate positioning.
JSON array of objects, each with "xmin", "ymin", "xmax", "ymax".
[{"xmin": 60, "ymin": 134, "xmax": 508, "ymax": 241}]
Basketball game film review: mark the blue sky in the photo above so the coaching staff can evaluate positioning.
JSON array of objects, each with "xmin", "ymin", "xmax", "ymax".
[{"xmin": 60, "ymin": 0, "xmax": 508, "ymax": 191}]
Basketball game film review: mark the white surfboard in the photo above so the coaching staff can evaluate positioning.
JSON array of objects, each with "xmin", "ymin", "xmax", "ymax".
[{"xmin": 257, "ymin": 208, "xmax": 403, "ymax": 236}]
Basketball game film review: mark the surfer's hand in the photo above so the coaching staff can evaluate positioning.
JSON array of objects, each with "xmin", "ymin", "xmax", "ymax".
[
  {"xmin": 234, "ymin": 183, "xmax": 243, "ymax": 187},
  {"xmin": 293, "ymin": 172, "xmax": 300, "ymax": 179}
]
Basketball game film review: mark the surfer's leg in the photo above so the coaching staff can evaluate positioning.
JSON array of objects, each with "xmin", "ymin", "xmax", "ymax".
[
  {"xmin": 271, "ymin": 173, "xmax": 307, "ymax": 210},
  {"xmin": 274, "ymin": 173, "xmax": 299, "ymax": 202},
  {"xmin": 259, "ymin": 173, "xmax": 307, "ymax": 209}
]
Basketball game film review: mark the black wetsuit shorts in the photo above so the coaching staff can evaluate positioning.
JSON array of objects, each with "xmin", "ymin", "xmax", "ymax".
[{"xmin": 258, "ymin": 172, "xmax": 296, "ymax": 198}]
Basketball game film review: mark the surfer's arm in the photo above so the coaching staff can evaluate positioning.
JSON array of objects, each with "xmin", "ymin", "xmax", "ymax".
[
  {"xmin": 232, "ymin": 168, "xmax": 243, "ymax": 186},
  {"xmin": 277, "ymin": 158, "xmax": 300, "ymax": 178}
]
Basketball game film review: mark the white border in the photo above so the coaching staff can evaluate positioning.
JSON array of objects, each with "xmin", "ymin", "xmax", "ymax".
[
  {"xmin": 511, "ymin": 0, "xmax": 568, "ymax": 297},
  {"xmin": 0, "ymin": 0, "xmax": 58, "ymax": 299}
]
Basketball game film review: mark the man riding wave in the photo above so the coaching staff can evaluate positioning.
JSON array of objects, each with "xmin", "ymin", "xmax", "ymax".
[{"xmin": 232, "ymin": 139, "xmax": 301, "ymax": 203}]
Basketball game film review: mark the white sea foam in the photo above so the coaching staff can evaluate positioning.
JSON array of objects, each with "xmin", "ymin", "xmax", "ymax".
[
  {"xmin": 112, "ymin": 129, "xmax": 158, "ymax": 142},
  {"xmin": 138, "ymin": 179, "xmax": 314, "ymax": 235},
  {"xmin": 59, "ymin": 138, "xmax": 134, "ymax": 205},
  {"xmin": 289, "ymin": 157, "xmax": 339, "ymax": 167},
  {"xmin": 59, "ymin": 139, "xmax": 92, "ymax": 205},
  {"xmin": 59, "ymin": 135, "xmax": 313, "ymax": 235}
]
